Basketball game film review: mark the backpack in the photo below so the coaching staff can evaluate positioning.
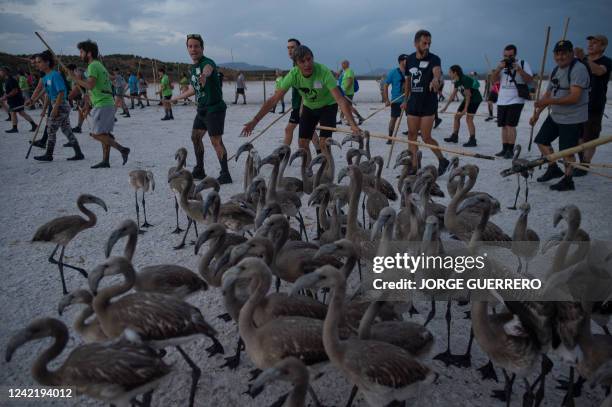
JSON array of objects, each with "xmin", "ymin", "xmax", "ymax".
[
  {"xmin": 509, "ymin": 60, "xmax": 531, "ymax": 99},
  {"xmin": 550, "ymin": 58, "xmax": 591, "ymax": 93},
  {"xmin": 354, "ymin": 77, "xmax": 359, "ymax": 93}
]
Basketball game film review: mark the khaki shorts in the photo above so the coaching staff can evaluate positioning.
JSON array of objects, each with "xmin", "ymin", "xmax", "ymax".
[{"xmin": 91, "ymin": 106, "xmax": 116, "ymax": 134}]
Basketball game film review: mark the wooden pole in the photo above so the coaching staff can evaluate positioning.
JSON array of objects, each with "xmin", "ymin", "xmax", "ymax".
[
  {"xmin": 25, "ymin": 102, "xmax": 48, "ymax": 159},
  {"xmin": 362, "ymin": 93, "xmax": 404, "ymax": 122},
  {"xmin": 484, "ymin": 54, "xmax": 492, "ymax": 71},
  {"xmin": 136, "ymin": 59, "xmax": 141, "ymax": 76},
  {"xmin": 230, "ymin": 108, "xmax": 293, "ymax": 160},
  {"xmin": 572, "ymin": 162, "xmax": 612, "ymax": 169},
  {"xmin": 318, "ymin": 125, "xmax": 496, "ymax": 160},
  {"xmin": 438, "ymin": 110, "xmax": 491, "ymax": 118},
  {"xmin": 568, "ymin": 162, "xmax": 612, "ymax": 180},
  {"xmin": 385, "ymin": 107, "xmax": 405, "ymax": 168},
  {"xmin": 562, "ymin": 17, "xmax": 570, "ymax": 40},
  {"xmin": 528, "ymin": 26, "xmax": 551, "ymax": 152},
  {"xmin": 501, "ymin": 135, "xmax": 612, "ymax": 177},
  {"xmin": 263, "ymin": 74, "xmax": 267, "ymax": 102}
]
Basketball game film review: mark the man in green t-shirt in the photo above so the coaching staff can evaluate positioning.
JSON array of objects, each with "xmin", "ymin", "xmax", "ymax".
[
  {"xmin": 171, "ymin": 34, "xmax": 231, "ymax": 183},
  {"xmin": 72, "ymin": 39, "xmax": 130, "ymax": 168},
  {"xmin": 271, "ymin": 70, "xmax": 285, "ymax": 114},
  {"xmin": 282, "ymin": 38, "xmax": 320, "ymax": 152},
  {"xmin": 179, "ymin": 73, "xmax": 191, "ymax": 105},
  {"xmin": 440, "ymin": 64, "xmax": 483, "ymax": 147},
  {"xmin": 159, "ymin": 67, "xmax": 174, "ymax": 120},
  {"xmin": 338, "ymin": 60, "xmax": 364, "ymax": 124},
  {"xmin": 242, "ymin": 45, "xmax": 361, "ymax": 163}
]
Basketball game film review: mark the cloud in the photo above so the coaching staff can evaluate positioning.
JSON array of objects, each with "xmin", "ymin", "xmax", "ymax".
[
  {"xmin": 0, "ymin": 32, "xmax": 31, "ymax": 44},
  {"xmin": 127, "ymin": 18, "xmax": 185, "ymax": 45},
  {"xmin": 389, "ymin": 19, "xmax": 426, "ymax": 36},
  {"xmin": 233, "ymin": 31, "xmax": 277, "ymax": 40}
]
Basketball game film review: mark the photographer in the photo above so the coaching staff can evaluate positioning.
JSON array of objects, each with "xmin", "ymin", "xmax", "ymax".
[
  {"xmin": 492, "ymin": 44, "xmax": 533, "ymax": 158},
  {"xmin": 531, "ymin": 40, "xmax": 590, "ymax": 191}
]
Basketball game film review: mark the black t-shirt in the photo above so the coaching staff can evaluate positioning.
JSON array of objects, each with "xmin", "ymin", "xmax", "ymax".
[
  {"xmin": 4, "ymin": 76, "xmax": 24, "ymax": 105},
  {"xmin": 589, "ymin": 55, "xmax": 612, "ymax": 114},
  {"xmin": 405, "ymin": 52, "xmax": 441, "ymax": 97}
]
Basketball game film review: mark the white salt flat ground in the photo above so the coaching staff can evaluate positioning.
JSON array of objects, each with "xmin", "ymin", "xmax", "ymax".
[{"xmin": 1, "ymin": 80, "xmax": 611, "ymax": 406}]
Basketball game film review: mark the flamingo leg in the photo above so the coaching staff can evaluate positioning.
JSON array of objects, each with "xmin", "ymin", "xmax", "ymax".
[
  {"xmin": 345, "ymin": 385, "xmax": 358, "ymax": 407},
  {"xmin": 171, "ymin": 197, "xmax": 183, "ymax": 234},
  {"xmin": 135, "ymin": 190, "xmax": 145, "ymax": 234},
  {"xmin": 57, "ymin": 245, "xmax": 68, "ymax": 295},
  {"xmin": 174, "ymin": 218, "xmax": 192, "ymax": 250},
  {"xmin": 424, "ymin": 300, "xmax": 436, "ymax": 326},
  {"xmin": 220, "ymin": 337, "xmax": 244, "ymax": 370},
  {"xmin": 141, "ymin": 190, "xmax": 152, "ymax": 228},
  {"xmin": 175, "ymin": 346, "xmax": 200, "ymax": 407}
]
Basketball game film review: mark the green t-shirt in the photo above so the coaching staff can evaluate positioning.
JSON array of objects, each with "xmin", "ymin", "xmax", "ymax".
[
  {"xmin": 161, "ymin": 74, "xmax": 173, "ymax": 97},
  {"xmin": 86, "ymin": 60, "xmax": 114, "ymax": 108},
  {"xmin": 341, "ymin": 68, "xmax": 355, "ymax": 96},
  {"xmin": 18, "ymin": 75, "xmax": 29, "ymax": 91},
  {"xmin": 454, "ymin": 75, "xmax": 482, "ymax": 104},
  {"xmin": 278, "ymin": 63, "xmax": 337, "ymax": 110},
  {"xmin": 190, "ymin": 56, "xmax": 226, "ymax": 112}
]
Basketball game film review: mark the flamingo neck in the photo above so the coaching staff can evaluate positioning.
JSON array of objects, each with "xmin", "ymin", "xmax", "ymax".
[
  {"xmin": 471, "ymin": 301, "xmax": 498, "ymax": 344},
  {"xmin": 77, "ymin": 200, "xmax": 97, "ymax": 228},
  {"xmin": 288, "ymin": 375, "xmax": 308, "ymax": 407},
  {"xmin": 267, "ymin": 161, "xmax": 280, "ymax": 202},
  {"xmin": 239, "ymin": 269, "xmax": 271, "ymax": 345},
  {"xmin": 357, "ymin": 301, "xmax": 380, "ymax": 340},
  {"xmin": 347, "ymin": 171, "xmax": 362, "ymax": 237},
  {"xmin": 199, "ymin": 233, "xmax": 225, "ymax": 283},
  {"xmin": 323, "ymin": 277, "xmax": 346, "ymax": 364},
  {"xmin": 32, "ymin": 323, "xmax": 68, "ymax": 386},
  {"xmin": 92, "ymin": 260, "xmax": 136, "ymax": 318},
  {"xmin": 124, "ymin": 229, "xmax": 137, "ymax": 261}
]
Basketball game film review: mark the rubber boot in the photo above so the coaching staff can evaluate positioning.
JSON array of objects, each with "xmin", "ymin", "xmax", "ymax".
[
  {"xmin": 217, "ymin": 153, "xmax": 232, "ymax": 184},
  {"xmin": 463, "ymin": 136, "xmax": 477, "ymax": 147},
  {"xmin": 444, "ymin": 132, "xmax": 459, "ymax": 143},
  {"xmin": 67, "ymin": 142, "xmax": 85, "ymax": 161},
  {"xmin": 34, "ymin": 140, "xmax": 55, "ymax": 161}
]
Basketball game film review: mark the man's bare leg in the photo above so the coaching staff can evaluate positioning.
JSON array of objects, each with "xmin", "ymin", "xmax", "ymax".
[
  {"xmin": 407, "ymin": 115, "xmax": 421, "ymax": 172},
  {"xmin": 191, "ymin": 129, "xmax": 206, "ymax": 179}
]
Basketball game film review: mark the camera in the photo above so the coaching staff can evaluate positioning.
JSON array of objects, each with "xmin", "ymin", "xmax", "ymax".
[{"xmin": 504, "ymin": 56, "xmax": 516, "ymax": 69}]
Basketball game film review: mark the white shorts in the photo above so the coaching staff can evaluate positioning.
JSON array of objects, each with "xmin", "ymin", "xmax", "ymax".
[{"xmin": 91, "ymin": 106, "xmax": 115, "ymax": 134}]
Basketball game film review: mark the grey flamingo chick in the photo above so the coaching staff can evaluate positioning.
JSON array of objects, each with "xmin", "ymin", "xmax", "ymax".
[
  {"xmin": 292, "ymin": 265, "xmax": 436, "ymax": 407},
  {"xmin": 511, "ymin": 202, "xmax": 540, "ymax": 274},
  {"xmin": 129, "ymin": 169, "xmax": 155, "ymax": 233},
  {"xmin": 6, "ymin": 318, "xmax": 171, "ymax": 407},
  {"xmin": 58, "ymin": 289, "xmax": 107, "ymax": 343},
  {"xmin": 250, "ymin": 356, "xmax": 311, "ymax": 407},
  {"xmin": 168, "ymin": 147, "xmax": 189, "ymax": 234},
  {"xmin": 32, "ymin": 194, "xmax": 107, "ymax": 295},
  {"xmin": 88, "ymin": 256, "xmax": 222, "ymax": 407}
]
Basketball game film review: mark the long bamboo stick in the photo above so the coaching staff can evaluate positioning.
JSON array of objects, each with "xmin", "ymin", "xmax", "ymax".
[
  {"xmin": 562, "ymin": 17, "xmax": 570, "ymax": 40},
  {"xmin": 362, "ymin": 93, "xmax": 405, "ymax": 122},
  {"xmin": 438, "ymin": 110, "xmax": 491, "ymax": 118},
  {"xmin": 385, "ymin": 107, "xmax": 405, "ymax": 168},
  {"xmin": 230, "ymin": 108, "xmax": 293, "ymax": 160},
  {"xmin": 501, "ymin": 135, "xmax": 612, "ymax": 177},
  {"xmin": 318, "ymin": 125, "xmax": 496, "ymax": 160},
  {"xmin": 25, "ymin": 103, "xmax": 48, "ymax": 159},
  {"xmin": 568, "ymin": 162, "xmax": 612, "ymax": 180},
  {"xmin": 571, "ymin": 162, "xmax": 612, "ymax": 169},
  {"xmin": 528, "ymin": 26, "xmax": 552, "ymax": 152}
]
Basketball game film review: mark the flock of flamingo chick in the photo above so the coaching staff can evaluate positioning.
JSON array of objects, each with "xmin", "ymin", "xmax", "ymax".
[{"xmin": 6, "ymin": 131, "xmax": 612, "ymax": 407}]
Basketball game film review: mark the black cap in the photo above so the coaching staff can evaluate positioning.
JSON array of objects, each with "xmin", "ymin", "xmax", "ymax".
[
  {"xmin": 553, "ymin": 40, "xmax": 573, "ymax": 53},
  {"xmin": 397, "ymin": 54, "xmax": 409, "ymax": 62}
]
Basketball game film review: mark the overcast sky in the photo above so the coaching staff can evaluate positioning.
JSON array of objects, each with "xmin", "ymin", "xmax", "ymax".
[{"xmin": 1, "ymin": 0, "xmax": 610, "ymax": 74}]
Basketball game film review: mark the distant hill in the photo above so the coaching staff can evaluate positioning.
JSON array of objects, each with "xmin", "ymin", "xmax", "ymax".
[
  {"xmin": 363, "ymin": 67, "xmax": 390, "ymax": 78},
  {"xmin": 0, "ymin": 52, "xmax": 276, "ymax": 82},
  {"xmin": 219, "ymin": 61, "xmax": 278, "ymax": 72}
]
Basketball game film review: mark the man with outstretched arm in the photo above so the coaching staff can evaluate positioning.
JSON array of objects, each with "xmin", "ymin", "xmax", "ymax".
[
  {"xmin": 241, "ymin": 45, "xmax": 361, "ymax": 164},
  {"xmin": 401, "ymin": 29, "xmax": 450, "ymax": 174},
  {"xmin": 170, "ymin": 34, "xmax": 232, "ymax": 184}
]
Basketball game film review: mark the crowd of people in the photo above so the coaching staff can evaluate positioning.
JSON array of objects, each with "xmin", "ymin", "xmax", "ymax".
[{"xmin": 1, "ymin": 30, "xmax": 610, "ymax": 192}]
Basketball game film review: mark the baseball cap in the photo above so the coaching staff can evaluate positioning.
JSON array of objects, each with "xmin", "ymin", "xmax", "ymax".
[
  {"xmin": 586, "ymin": 34, "xmax": 608, "ymax": 47},
  {"xmin": 553, "ymin": 40, "xmax": 573, "ymax": 53},
  {"xmin": 397, "ymin": 54, "xmax": 409, "ymax": 62}
]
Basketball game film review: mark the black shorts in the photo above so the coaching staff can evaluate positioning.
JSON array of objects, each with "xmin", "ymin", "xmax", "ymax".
[
  {"xmin": 236, "ymin": 88, "xmax": 245, "ymax": 94},
  {"xmin": 534, "ymin": 115, "xmax": 582, "ymax": 151},
  {"xmin": 458, "ymin": 100, "xmax": 481, "ymax": 115},
  {"xmin": 487, "ymin": 92, "xmax": 498, "ymax": 103},
  {"xmin": 299, "ymin": 104, "xmax": 338, "ymax": 140},
  {"xmin": 407, "ymin": 94, "xmax": 437, "ymax": 117},
  {"xmin": 193, "ymin": 108, "xmax": 226, "ymax": 135},
  {"xmin": 583, "ymin": 111, "xmax": 603, "ymax": 141},
  {"xmin": 497, "ymin": 103, "xmax": 523, "ymax": 127},
  {"xmin": 288, "ymin": 108, "xmax": 300, "ymax": 124},
  {"xmin": 390, "ymin": 103, "xmax": 402, "ymax": 118},
  {"xmin": 139, "ymin": 90, "xmax": 147, "ymax": 95},
  {"xmin": 130, "ymin": 91, "xmax": 138, "ymax": 97},
  {"xmin": 163, "ymin": 95, "xmax": 172, "ymax": 101}
]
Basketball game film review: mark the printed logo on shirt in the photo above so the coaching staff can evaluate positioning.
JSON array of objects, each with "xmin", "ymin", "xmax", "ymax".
[
  {"xmin": 408, "ymin": 67, "xmax": 424, "ymax": 92},
  {"xmin": 419, "ymin": 61, "xmax": 429, "ymax": 69},
  {"xmin": 314, "ymin": 81, "xmax": 323, "ymax": 89}
]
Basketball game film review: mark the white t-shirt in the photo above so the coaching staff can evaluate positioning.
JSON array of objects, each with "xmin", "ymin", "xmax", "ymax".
[{"xmin": 497, "ymin": 59, "xmax": 533, "ymax": 105}]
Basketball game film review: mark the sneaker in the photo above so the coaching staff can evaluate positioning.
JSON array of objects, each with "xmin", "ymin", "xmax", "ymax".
[
  {"xmin": 434, "ymin": 117, "xmax": 442, "ymax": 129},
  {"xmin": 572, "ymin": 168, "xmax": 588, "ymax": 177},
  {"xmin": 34, "ymin": 154, "xmax": 53, "ymax": 161},
  {"xmin": 463, "ymin": 137, "xmax": 477, "ymax": 147},
  {"xmin": 91, "ymin": 161, "xmax": 110, "ymax": 169},
  {"xmin": 537, "ymin": 164, "xmax": 564, "ymax": 182},
  {"xmin": 217, "ymin": 171, "xmax": 233, "ymax": 185},
  {"xmin": 192, "ymin": 166, "xmax": 206, "ymax": 180},
  {"xmin": 484, "ymin": 116, "xmax": 494, "ymax": 122},
  {"xmin": 438, "ymin": 157, "xmax": 450, "ymax": 175},
  {"xmin": 67, "ymin": 152, "xmax": 84, "ymax": 161},
  {"xmin": 161, "ymin": 116, "xmax": 171, "ymax": 121},
  {"xmin": 72, "ymin": 126, "xmax": 82, "ymax": 133},
  {"xmin": 550, "ymin": 176, "xmax": 575, "ymax": 191},
  {"xmin": 120, "ymin": 148, "xmax": 130, "ymax": 165},
  {"xmin": 5, "ymin": 128, "xmax": 18, "ymax": 133},
  {"xmin": 444, "ymin": 134, "xmax": 458, "ymax": 143}
]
